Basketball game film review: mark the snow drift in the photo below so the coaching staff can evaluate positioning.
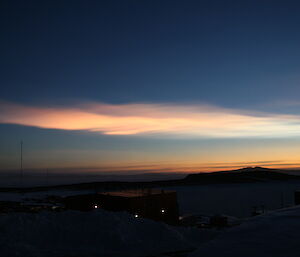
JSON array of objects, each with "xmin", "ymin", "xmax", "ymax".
[
  {"xmin": 190, "ymin": 205, "xmax": 300, "ymax": 257},
  {"xmin": 0, "ymin": 209, "xmax": 215, "ymax": 257}
]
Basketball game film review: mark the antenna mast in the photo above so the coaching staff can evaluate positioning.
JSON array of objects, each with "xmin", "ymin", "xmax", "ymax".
[{"xmin": 20, "ymin": 140, "xmax": 23, "ymax": 189}]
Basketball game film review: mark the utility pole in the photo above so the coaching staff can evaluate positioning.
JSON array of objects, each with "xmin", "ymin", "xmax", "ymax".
[
  {"xmin": 20, "ymin": 140, "xmax": 23, "ymax": 190},
  {"xmin": 45, "ymin": 168, "xmax": 49, "ymax": 187}
]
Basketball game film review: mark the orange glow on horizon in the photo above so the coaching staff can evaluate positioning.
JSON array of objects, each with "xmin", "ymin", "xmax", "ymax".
[
  {"xmin": 8, "ymin": 159, "xmax": 300, "ymax": 174},
  {"xmin": 1, "ymin": 101, "xmax": 300, "ymax": 172}
]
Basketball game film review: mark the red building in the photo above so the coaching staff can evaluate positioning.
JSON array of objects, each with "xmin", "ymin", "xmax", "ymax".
[{"xmin": 64, "ymin": 189, "xmax": 179, "ymax": 224}]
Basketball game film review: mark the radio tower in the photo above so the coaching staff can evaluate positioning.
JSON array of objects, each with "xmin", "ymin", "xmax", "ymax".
[{"xmin": 20, "ymin": 140, "xmax": 23, "ymax": 191}]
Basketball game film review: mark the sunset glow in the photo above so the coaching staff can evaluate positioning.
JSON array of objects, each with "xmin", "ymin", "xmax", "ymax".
[
  {"xmin": 1, "ymin": 101, "xmax": 300, "ymax": 138},
  {"xmin": 2, "ymin": 1, "xmax": 300, "ymax": 175}
]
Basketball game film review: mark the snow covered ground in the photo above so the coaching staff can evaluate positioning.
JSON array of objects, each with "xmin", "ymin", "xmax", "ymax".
[
  {"xmin": 1, "ymin": 204, "xmax": 300, "ymax": 257},
  {"xmin": 1, "ymin": 181, "xmax": 300, "ymax": 256},
  {"xmin": 0, "ymin": 209, "xmax": 216, "ymax": 257},
  {"xmin": 190, "ymin": 205, "xmax": 300, "ymax": 257}
]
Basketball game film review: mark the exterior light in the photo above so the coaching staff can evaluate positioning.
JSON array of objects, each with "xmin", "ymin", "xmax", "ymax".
[
  {"xmin": 161, "ymin": 208, "xmax": 165, "ymax": 214},
  {"xmin": 94, "ymin": 204, "xmax": 99, "ymax": 209},
  {"xmin": 134, "ymin": 214, "xmax": 139, "ymax": 218}
]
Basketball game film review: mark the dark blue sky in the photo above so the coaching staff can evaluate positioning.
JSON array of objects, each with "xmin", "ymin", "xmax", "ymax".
[
  {"xmin": 1, "ymin": 0, "xmax": 300, "ymax": 107},
  {"xmin": 1, "ymin": 1, "xmax": 300, "ymax": 172}
]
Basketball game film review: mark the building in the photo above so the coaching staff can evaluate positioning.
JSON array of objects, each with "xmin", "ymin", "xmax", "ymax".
[
  {"xmin": 64, "ymin": 189, "xmax": 179, "ymax": 224},
  {"xmin": 295, "ymin": 190, "xmax": 300, "ymax": 205}
]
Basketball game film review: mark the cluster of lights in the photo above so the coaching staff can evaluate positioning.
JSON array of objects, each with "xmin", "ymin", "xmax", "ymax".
[{"xmin": 133, "ymin": 209, "xmax": 166, "ymax": 218}]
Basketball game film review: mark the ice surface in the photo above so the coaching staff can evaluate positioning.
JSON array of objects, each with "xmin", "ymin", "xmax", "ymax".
[{"xmin": 167, "ymin": 181, "xmax": 300, "ymax": 217}]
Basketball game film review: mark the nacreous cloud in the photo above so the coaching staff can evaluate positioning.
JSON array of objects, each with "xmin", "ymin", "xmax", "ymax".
[{"xmin": 1, "ymin": 101, "xmax": 300, "ymax": 138}]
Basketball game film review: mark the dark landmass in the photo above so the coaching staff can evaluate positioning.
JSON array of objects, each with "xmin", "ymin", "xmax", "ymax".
[
  {"xmin": 184, "ymin": 166, "xmax": 299, "ymax": 183},
  {"xmin": 1, "ymin": 166, "xmax": 299, "ymax": 193}
]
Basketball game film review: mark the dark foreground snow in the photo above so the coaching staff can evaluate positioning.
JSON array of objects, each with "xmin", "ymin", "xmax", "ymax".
[
  {"xmin": 1, "ymin": 201, "xmax": 300, "ymax": 257},
  {"xmin": 0, "ymin": 209, "xmax": 215, "ymax": 257},
  {"xmin": 190, "ymin": 205, "xmax": 300, "ymax": 257}
]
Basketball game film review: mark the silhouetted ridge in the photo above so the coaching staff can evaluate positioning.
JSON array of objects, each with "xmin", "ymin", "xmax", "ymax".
[
  {"xmin": 184, "ymin": 167, "xmax": 299, "ymax": 183},
  {"xmin": 229, "ymin": 166, "xmax": 278, "ymax": 173},
  {"xmin": 1, "ymin": 167, "xmax": 300, "ymax": 192}
]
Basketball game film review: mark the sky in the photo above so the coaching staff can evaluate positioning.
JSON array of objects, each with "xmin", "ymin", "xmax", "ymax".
[{"xmin": 1, "ymin": 0, "xmax": 300, "ymax": 173}]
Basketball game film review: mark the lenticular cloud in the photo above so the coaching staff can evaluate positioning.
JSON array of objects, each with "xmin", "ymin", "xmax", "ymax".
[{"xmin": 1, "ymin": 101, "xmax": 300, "ymax": 138}]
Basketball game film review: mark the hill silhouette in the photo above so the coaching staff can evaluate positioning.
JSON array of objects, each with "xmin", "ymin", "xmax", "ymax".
[
  {"xmin": 1, "ymin": 166, "xmax": 300, "ymax": 193},
  {"xmin": 184, "ymin": 166, "xmax": 300, "ymax": 183}
]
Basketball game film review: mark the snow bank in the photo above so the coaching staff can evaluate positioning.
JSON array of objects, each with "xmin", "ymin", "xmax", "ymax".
[
  {"xmin": 0, "ymin": 209, "xmax": 215, "ymax": 257},
  {"xmin": 190, "ymin": 205, "xmax": 300, "ymax": 257}
]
